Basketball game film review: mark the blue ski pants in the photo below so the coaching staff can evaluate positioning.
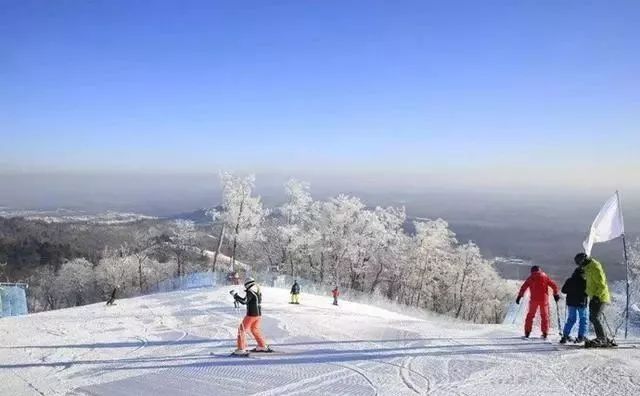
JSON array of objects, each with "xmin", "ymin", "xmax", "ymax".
[{"xmin": 563, "ymin": 305, "xmax": 587, "ymax": 338}]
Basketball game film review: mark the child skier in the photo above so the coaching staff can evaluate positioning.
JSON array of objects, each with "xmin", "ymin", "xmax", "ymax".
[
  {"xmin": 560, "ymin": 267, "xmax": 588, "ymax": 343},
  {"xmin": 516, "ymin": 266, "xmax": 560, "ymax": 339},
  {"xmin": 331, "ymin": 286, "xmax": 339, "ymax": 306},
  {"xmin": 230, "ymin": 277, "xmax": 272, "ymax": 356},
  {"xmin": 290, "ymin": 280, "xmax": 301, "ymax": 304}
]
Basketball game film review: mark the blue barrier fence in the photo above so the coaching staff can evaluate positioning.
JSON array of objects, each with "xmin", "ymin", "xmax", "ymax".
[{"xmin": 0, "ymin": 284, "xmax": 28, "ymax": 317}]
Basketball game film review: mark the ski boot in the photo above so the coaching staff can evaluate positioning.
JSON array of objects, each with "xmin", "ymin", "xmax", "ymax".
[
  {"xmin": 585, "ymin": 338, "xmax": 616, "ymax": 348},
  {"xmin": 251, "ymin": 345, "xmax": 274, "ymax": 353},
  {"xmin": 560, "ymin": 335, "xmax": 573, "ymax": 344},
  {"xmin": 574, "ymin": 336, "xmax": 586, "ymax": 344},
  {"xmin": 231, "ymin": 349, "xmax": 250, "ymax": 357},
  {"xmin": 542, "ymin": 333, "xmax": 548, "ymax": 341}
]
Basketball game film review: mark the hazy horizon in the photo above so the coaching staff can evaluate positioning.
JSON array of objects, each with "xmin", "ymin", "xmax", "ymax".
[
  {"xmin": 1, "ymin": 170, "xmax": 638, "ymax": 281},
  {"xmin": 1, "ymin": 170, "xmax": 639, "ymax": 215}
]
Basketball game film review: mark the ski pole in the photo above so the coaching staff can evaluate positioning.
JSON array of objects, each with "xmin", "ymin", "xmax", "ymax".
[
  {"xmin": 555, "ymin": 300, "xmax": 562, "ymax": 337},
  {"xmin": 602, "ymin": 312, "xmax": 616, "ymax": 341}
]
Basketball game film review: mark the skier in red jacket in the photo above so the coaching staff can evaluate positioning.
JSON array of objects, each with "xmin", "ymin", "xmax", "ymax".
[
  {"xmin": 516, "ymin": 266, "xmax": 560, "ymax": 339},
  {"xmin": 331, "ymin": 286, "xmax": 339, "ymax": 306}
]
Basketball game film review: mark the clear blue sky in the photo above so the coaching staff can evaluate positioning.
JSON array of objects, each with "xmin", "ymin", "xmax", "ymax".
[{"xmin": 1, "ymin": 0, "xmax": 639, "ymax": 189}]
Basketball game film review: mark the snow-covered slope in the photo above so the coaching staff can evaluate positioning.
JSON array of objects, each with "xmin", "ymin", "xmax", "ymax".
[{"xmin": 1, "ymin": 287, "xmax": 640, "ymax": 396}]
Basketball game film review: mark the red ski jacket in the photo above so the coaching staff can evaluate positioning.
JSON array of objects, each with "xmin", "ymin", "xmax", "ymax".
[{"xmin": 517, "ymin": 271, "xmax": 559, "ymax": 303}]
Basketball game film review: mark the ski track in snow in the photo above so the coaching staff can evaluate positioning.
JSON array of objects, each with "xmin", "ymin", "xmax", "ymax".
[{"xmin": 1, "ymin": 287, "xmax": 640, "ymax": 395}]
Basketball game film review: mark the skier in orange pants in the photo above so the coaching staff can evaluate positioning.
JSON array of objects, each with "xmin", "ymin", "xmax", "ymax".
[
  {"xmin": 516, "ymin": 266, "xmax": 560, "ymax": 339},
  {"xmin": 230, "ymin": 278, "xmax": 272, "ymax": 355}
]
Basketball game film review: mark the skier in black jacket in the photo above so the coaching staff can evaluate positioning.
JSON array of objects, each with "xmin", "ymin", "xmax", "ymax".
[
  {"xmin": 560, "ymin": 267, "xmax": 588, "ymax": 343},
  {"xmin": 290, "ymin": 280, "xmax": 301, "ymax": 304},
  {"xmin": 230, "ymin": 278, "xmax": 271, "ymax": 355}
]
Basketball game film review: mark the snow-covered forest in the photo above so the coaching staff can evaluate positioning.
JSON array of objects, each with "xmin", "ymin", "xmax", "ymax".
[{"xmin": 5, "ymin": 173, "xmax": 639, "ymax": 324}]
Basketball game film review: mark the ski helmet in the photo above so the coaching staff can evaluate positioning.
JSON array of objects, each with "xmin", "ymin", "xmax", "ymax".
[
  {"xmin": 530, "ymin": 265, "xmax": 540, "ymax": 273},
  {"xmin": 574, "ymin": 253, "xmax": 588, "ymax": 266}
]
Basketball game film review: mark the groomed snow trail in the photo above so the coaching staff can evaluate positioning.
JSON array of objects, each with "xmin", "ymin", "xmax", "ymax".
[{"xmin": 1, "ymin": 287, "xmax": 640, "ymax": 395}]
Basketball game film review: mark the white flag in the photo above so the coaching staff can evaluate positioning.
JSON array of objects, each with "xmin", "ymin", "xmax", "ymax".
[{"xmin": 583, "ymin": 193, "xmax": 625, "ymax": 256}]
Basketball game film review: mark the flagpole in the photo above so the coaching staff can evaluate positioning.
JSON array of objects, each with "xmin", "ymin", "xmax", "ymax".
[
  {"xmin": 622, "ymin": 233, "xmax": 630, "ymax": 339},
  {"xmin": 616, "ymin": 191, "xmax": 630, "ymax": 339}
]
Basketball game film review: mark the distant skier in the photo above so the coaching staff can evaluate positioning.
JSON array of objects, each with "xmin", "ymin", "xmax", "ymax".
[
  {"xmin": 230, "ymin": 277, "xmax": 272, "ymax": 356},
  {"xmin": 331, "ymin": 286, "xmax": 339, "ymax": 306},
  {"xmin": 560, "ymin": 267, "xmax": 588, "ymax": 344},
  {"xmin": 516, "ymin": 266, "xmax": 560, "ymax": 339},
  {"xmin": 106, "ymin": 285, "xmax": 119, "ymax": 306},
  {"xmin": 290, "ymin": 280, "xmax": 300, "ymax": 304},
  {"xmin": 574, "ymin": 253, "xmax": 615, "ymax": 347}
]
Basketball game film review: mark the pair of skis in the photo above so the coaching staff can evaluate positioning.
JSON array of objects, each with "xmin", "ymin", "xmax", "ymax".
[{"xmin": 224, "ymin": 348, "xmax": 281, "ymax": 358}]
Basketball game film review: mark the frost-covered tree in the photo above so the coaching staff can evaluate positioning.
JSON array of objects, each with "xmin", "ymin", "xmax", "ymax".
[
  {"xmin": 165, "ymin": 220, "xmax": 196, "ymax": 278},
  {"xmin": 27, "ymin": 266, "xmax": 59, "ymax": 311},
  {"xmin": 144, "ymin": 259, "xmax": 177, "ymax": 290},
  {"xmin": 95, "ymin": 246, "xmax": 137, "ymax": 297},
  {"xmin": 218, "ymin": 172, "xmax": 264, "ymax": 270},
  {"xmin": 624, "ymin": 238, "xmax": 640, "ymax": 322},
  {"xmin": 279, "ymin": 179, "xmax": 315, "ymax": 276},
  {"xmin": 54, "ymin": 258, "xmax": 95, "ymax": 307},
  {"xmin": 367, "ymin": 206, "xmax": 407, "ymax": 294},
  {"xmin": 408, "ymin": 219, "xmax": 457, "ymax": 310},
  {"xmin": 131, "ymin": 228, "xmax": 161, "ymax": 292}
]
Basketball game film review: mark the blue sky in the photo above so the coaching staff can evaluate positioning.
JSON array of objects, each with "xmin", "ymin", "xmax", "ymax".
[{"xmin": 1, "ymin": 0, "xmax": 639, "ymax": 190}]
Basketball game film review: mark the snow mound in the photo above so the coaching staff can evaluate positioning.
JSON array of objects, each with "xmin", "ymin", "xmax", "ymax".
[{"xmin": 1, "ymin": 287, "xmax": 640, "ymax": 395}]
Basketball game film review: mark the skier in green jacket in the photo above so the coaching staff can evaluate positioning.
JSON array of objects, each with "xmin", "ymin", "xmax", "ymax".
[{"xmin": 574, "ymin": 253, "xmax": 615, "ymax": 347}]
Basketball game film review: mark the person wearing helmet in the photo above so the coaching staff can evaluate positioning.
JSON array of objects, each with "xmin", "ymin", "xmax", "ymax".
[
  {"xmin": 230, "ymin": 278, "xmax": 272, "ymax": 355},
  {"xmin": 574, "ymin": 253, "xmax": 615, "ymax": 347},
  {"xmin": 516, "ymin": 266, "xmax": 560, "ymax": 339},
  {"xmin": 560, "ymin": 266, "xmax": 588, "ymax": 344},
  {"xmin": 290, "ymin": 280, "xmax": 301, "ymax": 304}
]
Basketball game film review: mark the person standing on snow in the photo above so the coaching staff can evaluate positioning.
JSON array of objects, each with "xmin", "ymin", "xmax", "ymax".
[
  {"xmin": 106, "ymin": 285, "xmax": 119, "ymax": 306},
  {"xmin": 230, "ymin": 277, "xmax": 272, "ymax": 355},
  {"xmin": 516, "ymin": 266, "xmax": 560, "ymax": 339},
  {"xmin": 574, "ymin": 253, "xmax": 614, "ymax": 347},
  {"xmin": 560, "ymin": 267, "xmax": 588, "ymax": 343},
  {"xmin": 331, "ymin": 286, "xmax": 339, "ymax": 306},
  {"xmin": 290, "ymin": 280, "xmax": 301, "ymax": 304}
]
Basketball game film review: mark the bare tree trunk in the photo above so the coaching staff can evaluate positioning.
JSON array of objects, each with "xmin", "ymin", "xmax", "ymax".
[
  {"xmin": 138, "ymin": 260, "xmax": 143, "ymax": 292},
  {"xmin": 319, "ymin": 252, "xmax": 325, "ymax": 283},
  {"xmin": 212, "ymin": 223, "xmax": 225, "ymax": 273},
  {"xmin": 370, "ymin": 261, "xmax": 385, "ymax": 294},
  {"xmin": 455, "ymin": 257, "xmax": 472, "ymax": 318},
  {"xmin": 231, "ymin": 195, "xmax": 246, "ymax": 272}
]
